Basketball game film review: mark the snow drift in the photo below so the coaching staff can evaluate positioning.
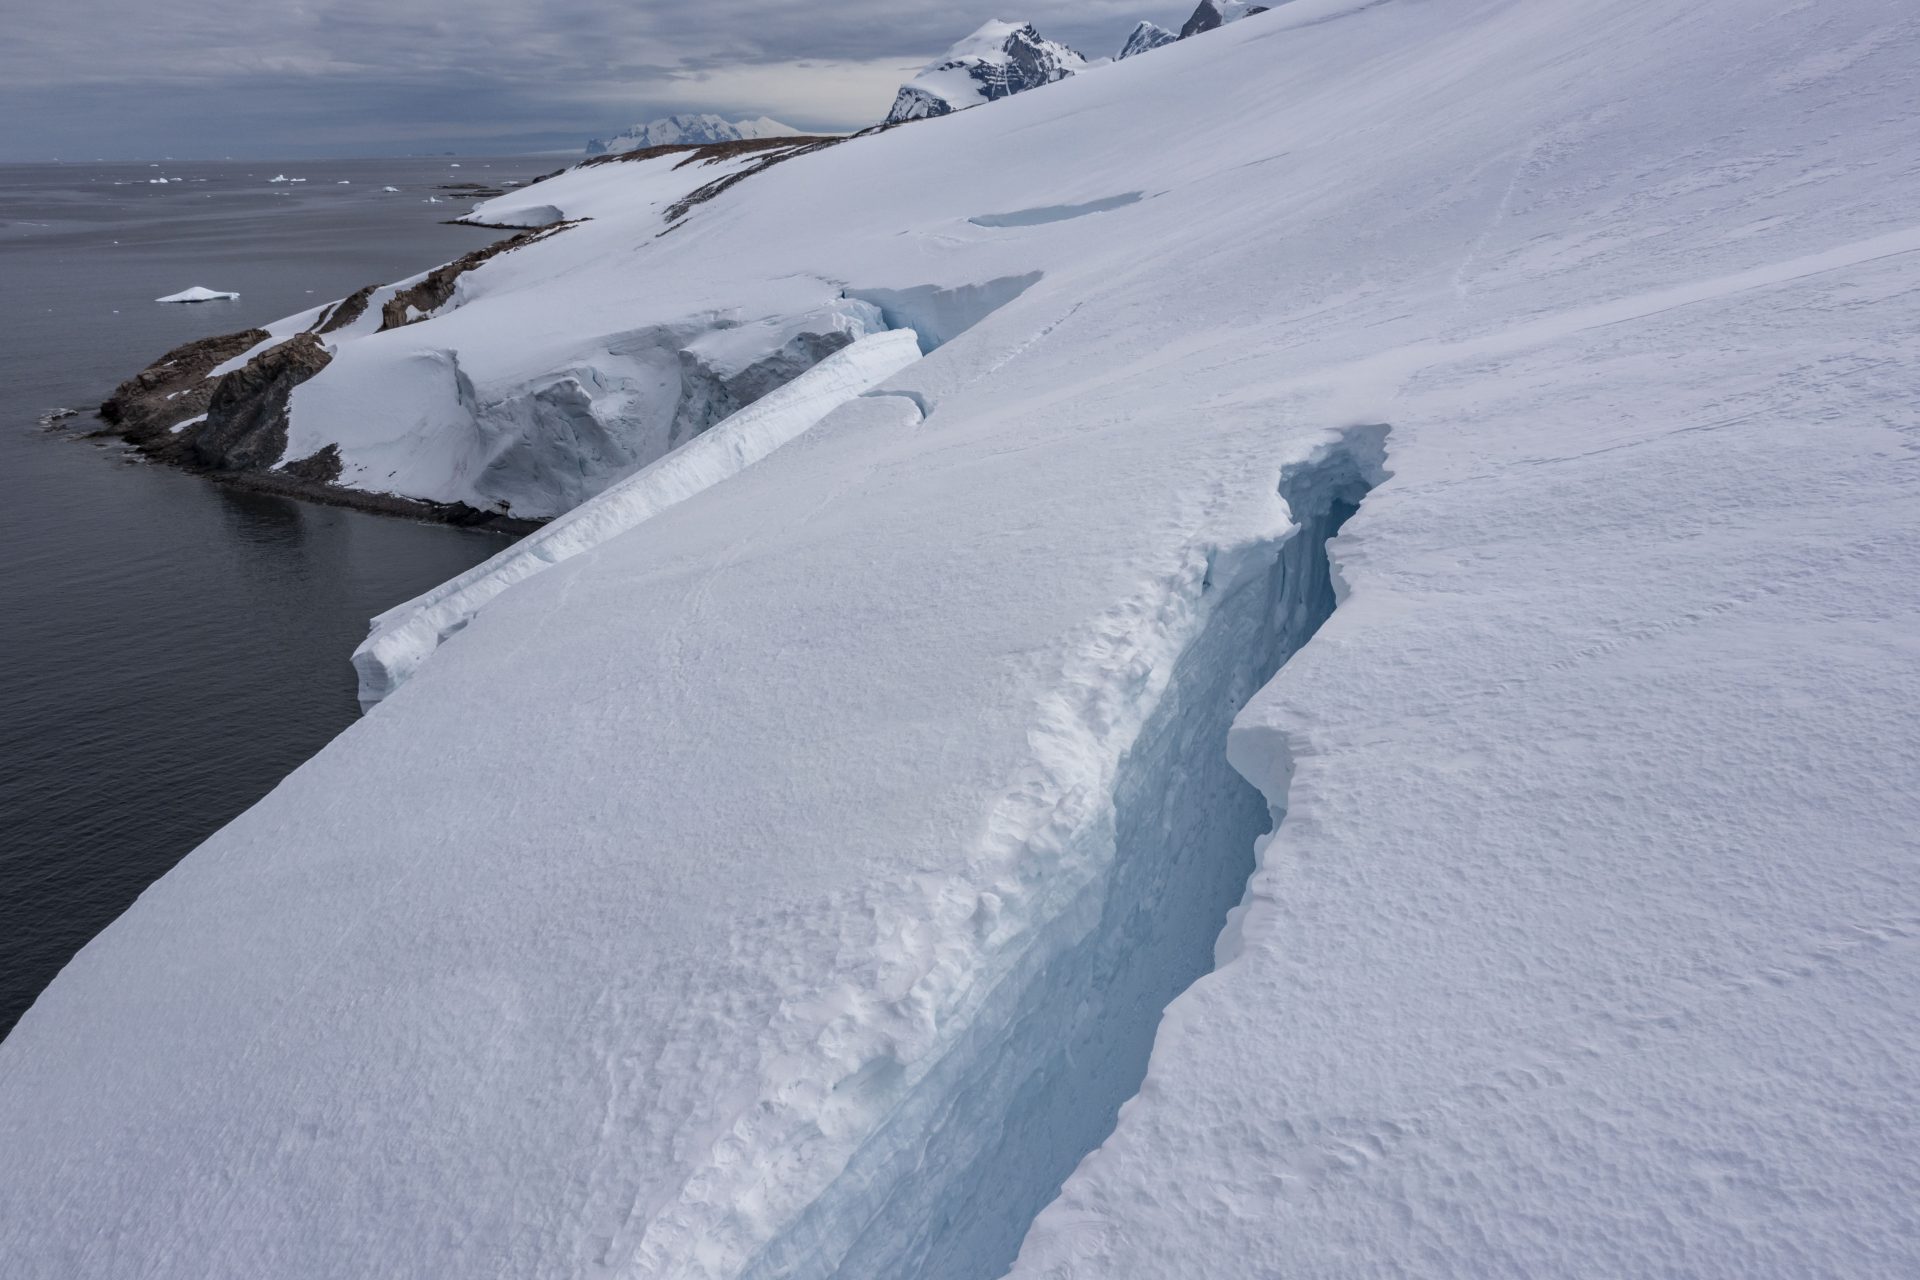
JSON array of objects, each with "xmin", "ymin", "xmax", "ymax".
[{"xmin": 5, "ymin": 1, "xmax": 1919, "ymax": 1277}]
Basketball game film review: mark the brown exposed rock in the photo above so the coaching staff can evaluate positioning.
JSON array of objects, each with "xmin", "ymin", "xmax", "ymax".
[
  {"xmin": 313, "ymin": 285, "xmax": 377, "ymax": 335},
  {"xmin": 192, "ymin": 332, "xmax": 333, "ymax": 472},
  {"xmin": 377, "ymin": 222, "xmax": 576, "ymax": 331},
  {"xmin": 660, "ymin": 139, "xmax": 844, "ymax": 228},
  {"xmin": 278, "ymin": 442, "xmax": 343, "ymax": 484},
  {"xmin": 98, "ymin": 328, "xmax": 269, "ymax": 445}
]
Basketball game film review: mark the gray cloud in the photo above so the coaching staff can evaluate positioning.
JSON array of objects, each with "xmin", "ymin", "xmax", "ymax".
[{"xmin": 2, "ymin": 1, "xmax": 1191, "ymax": 160}]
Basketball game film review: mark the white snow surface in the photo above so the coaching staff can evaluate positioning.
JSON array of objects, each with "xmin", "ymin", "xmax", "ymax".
[
  {"xmin": 153, "ymin": 286, "xmax": 238, "ymax": 303},
  {"xmin": 5, "ymin": 1, "xmax": 1919, "ymax": 1278}
]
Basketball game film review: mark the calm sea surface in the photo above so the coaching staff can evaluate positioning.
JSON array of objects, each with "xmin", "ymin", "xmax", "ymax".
[{"xmin": 0, "ymin": 156, "xmax": 560, "ymax": 1039}]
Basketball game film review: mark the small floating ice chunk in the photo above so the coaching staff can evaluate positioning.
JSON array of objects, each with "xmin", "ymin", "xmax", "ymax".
[{"xmin": 155, "ymin": 286, "xmax": 240, "ymax": 303}]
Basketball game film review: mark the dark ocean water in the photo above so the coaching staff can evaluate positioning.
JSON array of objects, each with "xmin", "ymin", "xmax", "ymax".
[{"xmin": 0, "ymin": 156, "xmax": 561, "ymax": 1039}]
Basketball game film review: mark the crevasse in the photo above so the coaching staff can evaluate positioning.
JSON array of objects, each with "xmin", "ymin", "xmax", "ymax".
[{"xmin": 735, "ymin": 426, "xmax": 1388, "ymax": 1280}]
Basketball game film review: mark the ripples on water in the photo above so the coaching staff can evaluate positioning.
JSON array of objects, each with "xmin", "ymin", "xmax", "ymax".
[{"xmin": 0, "ymin": 156, "xmax": 559, "ymax": 1038}]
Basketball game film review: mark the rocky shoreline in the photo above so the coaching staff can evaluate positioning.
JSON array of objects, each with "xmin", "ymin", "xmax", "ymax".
[{"xmin": 92, "ymin": 226, "xmax": 574, "ymax": 536}]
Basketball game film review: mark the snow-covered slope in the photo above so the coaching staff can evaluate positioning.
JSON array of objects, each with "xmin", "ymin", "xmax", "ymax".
[
  {"xmin": 885, "ymin": 20, "xmax": 1087, "ymax": 123},
  {"xmin": 238, "ymin": 139, "xmax": 866, "ymax": 520},
  {"xmin": 586, "ymin": 114, "xmax": 801, "ymax": 157},
  {"xmin": 6, "ymin": 1, "xmax": 1919, "ymax": 1277}
]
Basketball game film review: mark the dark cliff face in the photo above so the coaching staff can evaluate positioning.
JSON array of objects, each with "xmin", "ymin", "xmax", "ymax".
[
  {"xmin": 191, "ymin": 332, "xmax": 333, "ymax": 473},
  {"xmin": 1180, "ymin": 1, "xmax": 1270, "ymax": 40},
  {"xmin": 99, "ymin": 328, "xmax": 270, "ymax": 448}
]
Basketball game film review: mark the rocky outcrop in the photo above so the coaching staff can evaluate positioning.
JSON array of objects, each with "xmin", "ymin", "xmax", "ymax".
[
  {"xmin": 98, "ymin": 328, "xmax": 269, "ymax": 446},
  {"xmin": 191, "ymin": 332, "xmax": 332, "ymax": 472},
  {"xmin": 314, "ymin": 285, "xmax": 376, "ymax": 335},
  {"xmin": 379, "ymin": 224, "xmax": 572, "ymax": 330},
  {"xmin": 1180, "ymin": 0, "xmax": 1270, "ymax": 40},
  {"xmin": 658, "ymin": 138, "xmax": 844, "ymax": 228}
]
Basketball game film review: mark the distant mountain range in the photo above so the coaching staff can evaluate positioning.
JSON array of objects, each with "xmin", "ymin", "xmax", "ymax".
[{"xmin": 585, "ymin": 114, "xmax": 802, "ymax": 158}]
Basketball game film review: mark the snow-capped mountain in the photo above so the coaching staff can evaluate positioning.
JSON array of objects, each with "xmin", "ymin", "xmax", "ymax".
[
  {"xmin": 1179, "ymin": 0, "xmax": 1269, "ymax": 39},
  {"xmin": 1116, "ymin": 20, "xmax": 1178, "ymax": 60},
  {"xmin": 9, "ymin": 1, "xmax": 1920, "ymax": 1277},
  {"xmin": 884, "ymin": 20, "xmax": 1087, "ymax": 124},
  {"xmin": 585, "ymin": 113, "xmax": 800, "ymax": 157}
]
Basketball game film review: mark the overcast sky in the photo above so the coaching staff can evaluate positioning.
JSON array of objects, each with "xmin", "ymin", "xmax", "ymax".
[{"xmin": 1, "ymin": 1, "xmax": 1194, "ymax": 161}]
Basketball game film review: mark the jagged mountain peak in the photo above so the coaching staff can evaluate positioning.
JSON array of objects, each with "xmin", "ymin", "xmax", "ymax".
[
  {"xmin": 1118, "ymin": 21, "xmax": 1179, "ymax": 60},
  {"xmin": 1179, "ymin": 0, "xmax": 1271, "ymax": 40},
  {"xmin": 884, "ymin": 20, "xmax": 1088, "ymax": 124}
]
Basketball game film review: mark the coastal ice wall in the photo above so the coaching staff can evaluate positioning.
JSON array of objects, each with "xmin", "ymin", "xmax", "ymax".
[{"xmin": 353, "ymin": 328, "xmax": 924, "ymax": 704}]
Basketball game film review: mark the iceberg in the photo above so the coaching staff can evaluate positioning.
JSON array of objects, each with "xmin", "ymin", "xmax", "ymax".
[{"xmin": 153, "ymin": 286, "xmax": 239, "ymax": 303}]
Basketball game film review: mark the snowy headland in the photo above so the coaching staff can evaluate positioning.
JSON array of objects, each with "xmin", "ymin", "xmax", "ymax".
[{"xmin": 6, "ymin": 1, "xmax": 1919, "ymax": 1277}]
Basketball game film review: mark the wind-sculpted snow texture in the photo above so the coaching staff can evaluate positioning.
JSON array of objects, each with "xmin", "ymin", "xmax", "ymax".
[{"xmin": 5, "ymin": 1, "xmax": 1920, "ymax": 1278}]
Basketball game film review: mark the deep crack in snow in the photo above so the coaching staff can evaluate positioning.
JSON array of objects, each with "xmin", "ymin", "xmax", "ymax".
[{"xmin": 741, "ymin": 426, "xmax": 1387, "ymax": 1280}]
